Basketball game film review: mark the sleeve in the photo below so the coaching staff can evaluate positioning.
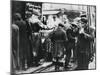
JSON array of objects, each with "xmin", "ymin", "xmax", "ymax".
[{"xmin": 67, "ymin": 29, "xmax": 75, "ymax": 40}]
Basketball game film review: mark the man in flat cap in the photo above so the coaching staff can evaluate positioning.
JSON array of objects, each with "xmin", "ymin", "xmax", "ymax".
[{"xmin": 64, "ymin": 22, "xmax": 79, "ymax": 70}]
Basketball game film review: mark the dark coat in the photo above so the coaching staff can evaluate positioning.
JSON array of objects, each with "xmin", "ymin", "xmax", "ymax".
[
  {"xmin": 15, "ymin": 20, "xmax": 28, "ymax": 56},
  {"xmin": 12, "ymin": 24, "xmax": 19, "ymax": 52},
  {"xmin": 77, "ymin": 27, "xmax": 94, "ymax": 53},
  {"xmin": 12, "ymin": 24, "xmax": 19, "ymax": 70},
  {"xmin": 49, "ymin": 27, "xmax": 67, "ymax": 58},
  {"xmin": 14, "ymin": 20, "xmax": 33, "ymax": 68},
  {"xmin": 50, "ymin": 27, "xmax": 67, "ymax": 42}
]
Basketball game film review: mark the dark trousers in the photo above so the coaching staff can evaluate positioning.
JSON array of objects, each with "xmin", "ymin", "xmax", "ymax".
[
  {"xmin": 26, "ymin": 37, "xmax": 34, "ymax": 68},
  {"xmin": 65, "ymin": 41, "xmax": 75, "ymax": 68},
  {"xmin": 77, "ymin": 52, "xmax": 89, "ymax": 70}
]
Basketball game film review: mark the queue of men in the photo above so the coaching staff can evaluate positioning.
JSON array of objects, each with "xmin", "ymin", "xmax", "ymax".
[{"xmin": 11, "ymin": 9, "xmax": 95, "ymax": 73}]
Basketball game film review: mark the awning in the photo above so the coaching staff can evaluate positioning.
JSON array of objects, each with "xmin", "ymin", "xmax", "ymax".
[{"xmin": 42, "ymin": 10, "xmax": 60, "ymax": 15}]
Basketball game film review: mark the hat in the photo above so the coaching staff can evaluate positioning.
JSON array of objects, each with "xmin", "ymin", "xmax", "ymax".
[
  {"xmin": 71, "ymin": 22, "xmax": 78, "ymax": 27},
  {"xmin": 58, "ymin": 23, "xmax": 64, "ymax": 27},
  {"xmin": 80, "ymin": 14, "xmax": 87, "ymax": 17}
]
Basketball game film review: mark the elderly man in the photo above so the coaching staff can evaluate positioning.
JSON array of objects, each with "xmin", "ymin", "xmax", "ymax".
[{"xmin": 76, "ymin": 18, "xmax": 94, "ymax": 70}]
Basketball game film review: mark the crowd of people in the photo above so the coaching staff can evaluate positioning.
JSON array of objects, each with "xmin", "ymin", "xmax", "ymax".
[{"xmin": 11, "ymin": 9, "xmax": 96, "ymax": 73}]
